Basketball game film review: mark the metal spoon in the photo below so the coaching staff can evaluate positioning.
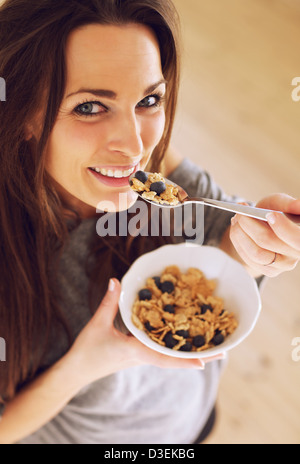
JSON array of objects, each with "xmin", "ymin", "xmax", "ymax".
[{"xmin": 129, "ymin": 172, "xmax": 300, "ymax": 226}]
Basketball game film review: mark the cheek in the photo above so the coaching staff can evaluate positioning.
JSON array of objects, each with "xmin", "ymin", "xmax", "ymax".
[
  {"xmin": 141, "ymin": 111, "xmax": 166, "ymax": 149},
  {"xmin": 45, "ymin": 120, "xmax": 101, "ymax": 174},
  {"xmin": 59, "ymin": 121, "xmax": 101, "ymax": 156}
]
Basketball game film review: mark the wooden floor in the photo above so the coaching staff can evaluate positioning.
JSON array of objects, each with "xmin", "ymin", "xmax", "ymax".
[{"xmin": 172, "ymin": 0, "xmax": 300, "ymax": 444}]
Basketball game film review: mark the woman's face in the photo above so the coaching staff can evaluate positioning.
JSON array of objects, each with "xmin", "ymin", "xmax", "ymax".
[{"xmin": 45, "ymin": 23, "xmax": 166, "ymax": 216}]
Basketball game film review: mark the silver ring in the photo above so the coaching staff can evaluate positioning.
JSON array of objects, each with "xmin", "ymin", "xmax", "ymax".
[{"xmin": 264, "ymin": 252, "xmax": 277, "ymax": 267}]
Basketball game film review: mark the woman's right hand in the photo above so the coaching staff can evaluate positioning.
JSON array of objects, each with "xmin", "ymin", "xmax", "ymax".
[{"xmin": 64, "ymin": 278, "xmax": 225, "ymax": 390}]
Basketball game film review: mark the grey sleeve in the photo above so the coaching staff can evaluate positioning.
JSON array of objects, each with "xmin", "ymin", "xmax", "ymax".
[{"xmin": 168, "ymin": 158, "xmax": 245, "ymax": 246}]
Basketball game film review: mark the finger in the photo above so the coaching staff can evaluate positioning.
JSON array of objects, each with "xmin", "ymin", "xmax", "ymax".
[
  {"xmin": 91, "ymin": 278, "xmax": 121, "ymax": 328},
  {"xmin": 230, "ymin": 223, "xmax": 270, "ymax": 274},
  {"xmin": 285, "ymin": 199, "xmax": 300, "ymax": 215},
  {"xmin": 236, "ymin": 214, "xmax": 300, "ymax": 259},
  {"xmin": 256, "ymin": 193, "xmax": 296, "ymax": 213},
  {"xmin": 266, "ymin": 211, "xmax": 300, "ymax": 252},
  {"xmin": 230, "ymin": 221, "xmax": 298, "ymax": 276},
  {"xmin": 231, "ymin": 217, "xmax": 276, "ymax": 265}
]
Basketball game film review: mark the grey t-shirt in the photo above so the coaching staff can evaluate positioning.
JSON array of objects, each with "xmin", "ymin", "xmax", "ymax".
[{"xmin": 11, "ymin": 158, "xmax": 238, "ymax": 444}]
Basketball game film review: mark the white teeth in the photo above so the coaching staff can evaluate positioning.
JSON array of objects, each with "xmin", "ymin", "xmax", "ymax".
[
  {"xmin": 91, "ymin": 166, "xmax": 135, "ymax": 178},
  {"xmin": 123, "ymin": 168, "xmax": 134, "ymax": 177},
  {"xmin": 114, "ymin": 170, "xmax": 123, "ymax": 178}
]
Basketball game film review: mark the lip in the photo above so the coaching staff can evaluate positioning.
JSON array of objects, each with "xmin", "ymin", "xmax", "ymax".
[
  {"xmin": 88, "ymin": 163, "xmax": 140, "ymax": 188},
  {"xmin": 91, "ymin": 164, "xmax": 139, "ymax": 171}
]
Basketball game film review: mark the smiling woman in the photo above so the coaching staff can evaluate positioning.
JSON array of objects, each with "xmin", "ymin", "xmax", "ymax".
[
  {"xmin": 0, "ymin": 0, "xmax": 299, "ymax": 447},
  {"xmin": 44, "ymin": 23, "xmax": 168, "ymax": 214}
]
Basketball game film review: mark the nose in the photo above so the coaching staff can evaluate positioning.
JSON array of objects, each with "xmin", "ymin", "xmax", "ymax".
[{"xmin": 107, "ymin": 110, "xmax": 143, "ymax": 159}]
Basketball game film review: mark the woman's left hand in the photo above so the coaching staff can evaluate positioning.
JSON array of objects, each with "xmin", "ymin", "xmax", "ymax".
[{"xmin": 230, "ymin": 194, "xmax": 300, "ymax": 277}]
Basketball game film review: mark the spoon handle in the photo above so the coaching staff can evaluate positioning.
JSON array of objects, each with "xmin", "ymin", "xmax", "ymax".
[{"xmin": 186, "ymin": 197, "xmax": 300, "ymax": 226}]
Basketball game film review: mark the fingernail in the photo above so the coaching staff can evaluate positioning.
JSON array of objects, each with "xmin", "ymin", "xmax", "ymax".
[
  {"xmin": 266, "ymin": 213, "xmax": 276, "ymax": 225},
  {"xmin": 231, "ymin": 215, "xmax": 237, "ymax": 226},
  {"xmin": 108, "ymin": 279, "xmax": 115, "ymax": 292}
]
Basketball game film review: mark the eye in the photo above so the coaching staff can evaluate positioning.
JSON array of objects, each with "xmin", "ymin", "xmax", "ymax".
[
  {"xmin": 74, "ymin": 101, "xmax": 106, "ymax": 116},
  {"xmin": 137, "ymin": 94, "xmax": 163, "ymax": 108}
]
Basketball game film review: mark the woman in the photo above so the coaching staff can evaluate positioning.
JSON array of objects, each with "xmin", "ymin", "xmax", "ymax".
[{"xmin": 0, "ymin": 0, "xmax": 299, "ymax": 444}]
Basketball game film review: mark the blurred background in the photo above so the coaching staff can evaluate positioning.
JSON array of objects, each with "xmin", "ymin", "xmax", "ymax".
[{"xmin": 171, "ymin": 0, "xmax": 300, "ymax": 444}]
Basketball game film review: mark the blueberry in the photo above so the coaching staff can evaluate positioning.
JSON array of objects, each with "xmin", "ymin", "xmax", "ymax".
[
  {"xmin": 176, "ymin": 330, "xmax": 189, "ymax": 338},
  {"xmin": 160, "ymin": 281, "xmax": 175, "ymax": 294},
  {"xmin": 134, "ymin": 170, "xmax": 148, "ymax": 183},
  {"xmin": 163, "ymin": 304, "xmax": 175, "ymax": 314},
  {"xmin": 193, "ymin": 335, "xmax": 206, "ymax": 348},
  {"xmin": 200, "ymin": 304, "xmax": 213, "ymax": 314},
  {"xmin": 150, "ymin": 181, "xmax": 166, "ymax": 195},
  {"xmin": 212, "ymin": 330, "xmax": 224, "ymax": 346},
  {"xmin": 145, "ymin": 321, "xmax": 155, "ymax": 332},
  {"xmin": 163, "ymin": 332, "xmax": 178, "ymax": 349},
  {"xmin": 179, "ymin": 342, "xmax": 193, "ymax": 352},
  {"xmin": 152, "ymin": 276, "xmax": 161, "ymax": 289},
  {"xmin": 138, "ymin": 288, "xmax": 152, "ymax": 301}
]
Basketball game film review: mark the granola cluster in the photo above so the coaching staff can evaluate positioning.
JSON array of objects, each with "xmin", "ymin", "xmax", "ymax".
[
  {"xmin": 132, "ymin": 265, "xmax": 238, "ymax": 352},
  {"xmin": 130, "ymin": 171, "xmax": 180, "ymax": 206}
]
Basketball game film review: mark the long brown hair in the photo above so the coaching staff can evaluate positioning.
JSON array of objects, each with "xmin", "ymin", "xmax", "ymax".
[{"xmin": 0, "ymin": 0, "xmax": 181, "ymax": 401}]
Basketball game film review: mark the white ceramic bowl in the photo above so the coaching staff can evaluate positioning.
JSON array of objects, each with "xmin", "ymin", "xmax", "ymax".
[{"xmin": 119, "ymin": 244, "xmax": 262, "ymax": 358}]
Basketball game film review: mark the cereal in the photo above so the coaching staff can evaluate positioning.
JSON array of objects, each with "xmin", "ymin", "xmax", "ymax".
[
  {"xmin": 131, "ymin": 265, "xmax": 238, "ymax": 352},
  {"xmin": 130, "ymin": 171, "xmax": 180, "ymax": 206}
]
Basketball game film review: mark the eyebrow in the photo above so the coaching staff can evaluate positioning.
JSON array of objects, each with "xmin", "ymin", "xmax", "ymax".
[{"xmin": 66, "ymin": 79, "xmax": 167, "ymax": 99}]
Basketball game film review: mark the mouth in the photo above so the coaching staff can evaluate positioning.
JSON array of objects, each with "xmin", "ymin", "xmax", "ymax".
[
  {"xmin": 88, "ymin": 164, "xmax": 140, "ymax": 187},
  {"xmin": 89, "ymin": 166, "xmax": 136, "ymax": 179}
]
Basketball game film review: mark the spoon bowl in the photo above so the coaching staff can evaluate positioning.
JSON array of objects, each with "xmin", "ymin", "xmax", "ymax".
[{"xmin": 129, "ymin": 171, "xmax": 300, "ymax": 225}]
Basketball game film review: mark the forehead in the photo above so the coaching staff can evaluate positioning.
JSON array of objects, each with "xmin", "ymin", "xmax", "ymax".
[{"xmin": 64, "ymin": 23, "xmax": 163, "ymax": 94}]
